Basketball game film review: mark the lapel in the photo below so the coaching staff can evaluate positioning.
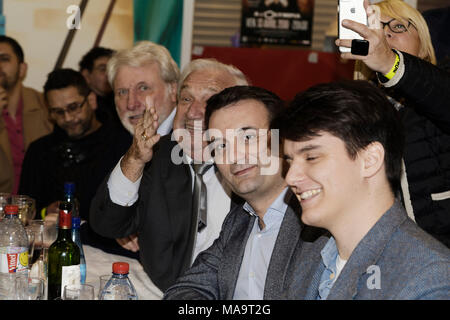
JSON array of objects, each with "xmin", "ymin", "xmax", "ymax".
[
  {"xmin": 274, "ymin": 196, "xmax": 330, "ymax": 299},
  {"xmin": 264, "ymin": 194, "xmax": 302, "ymax": 299},
  {"xmin": 219, "ymin": 206, "xmax": 256, "ymax": 300},
  {"xmin": 21, "ymin": 86, "xmax": 52, "ymax": 149},
  {"xmin": 326, "ymin": 200, "xmax": 408, "ymax": 299},
  {"xmin": 160, "ymin": 139, "xmax": 195, "ymax": 273},
  {"xmin": 0, "ymin": 117, "xmax": 12, "ymax": 164}
]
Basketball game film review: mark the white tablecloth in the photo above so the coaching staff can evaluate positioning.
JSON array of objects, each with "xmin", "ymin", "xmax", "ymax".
[{"xmin": 83, "ymin": 245, "xmax": 163, "ymax": 300}]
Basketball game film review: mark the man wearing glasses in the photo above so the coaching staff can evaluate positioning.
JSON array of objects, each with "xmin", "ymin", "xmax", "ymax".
[{"xmin": 18, "ymin": 68, "xmax": 136, "ymax": 257}]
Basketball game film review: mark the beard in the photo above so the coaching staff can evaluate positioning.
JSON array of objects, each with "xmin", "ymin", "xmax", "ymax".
[{"xmin": 0, "ymin": 69, "xmax": 20, "ymax": 90}]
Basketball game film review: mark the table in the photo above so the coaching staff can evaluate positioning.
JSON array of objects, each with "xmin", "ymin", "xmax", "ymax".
[{"xmin": 83, "ymin": 245, "xmax": 163, "ymax": 300}]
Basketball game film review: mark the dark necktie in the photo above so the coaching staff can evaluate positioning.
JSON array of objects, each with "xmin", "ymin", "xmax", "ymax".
[{"xmin": 191, "ymin": 162, "xmax": 212, "ymax": 232}]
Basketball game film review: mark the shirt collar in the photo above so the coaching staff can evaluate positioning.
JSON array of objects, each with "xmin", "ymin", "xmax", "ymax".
[
  {"xmin": 157, "ymin": 107, "xmax": 176, "ymax": 136},
  {"xmin": 321, "ymin": 236, "xmax": 339, "ymax": 272},
  {"xmin": 243, "ymin": 187, "xmax": 290, "ymax": 217}
]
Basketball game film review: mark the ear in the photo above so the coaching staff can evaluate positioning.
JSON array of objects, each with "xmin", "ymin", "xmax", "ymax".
[
  {"xmin": 19, "ymin": 62, "xmax": 27, "ymax": 80},
  {"xmin": 81, "ymin": 69, "xmax": 90, "ymax": 83},
  {"xmin": 168, "ymin": 82, "xmax": 178, "ymax": 104},
  {"xmin": 87, "ymin": 91, "xmax": 98, "ymax": 111},
  {"xmin": 361, "ymin": 142, "xmax": 385, "ymax": 179}
]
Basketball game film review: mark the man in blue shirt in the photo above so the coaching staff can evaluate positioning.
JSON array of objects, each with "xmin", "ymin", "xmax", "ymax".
[
  {"xmin": 164, "ymin": 85, "xmax": 327, "ymax": 300},
  {"xmin": 275, "ymin": 80, "xmax": 450, "ymax": 299}
]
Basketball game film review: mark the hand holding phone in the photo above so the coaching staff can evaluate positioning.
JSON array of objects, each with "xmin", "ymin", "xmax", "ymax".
[{"xmin": 338, "ymin": 0, "xmax": 368, "ymax": 54}]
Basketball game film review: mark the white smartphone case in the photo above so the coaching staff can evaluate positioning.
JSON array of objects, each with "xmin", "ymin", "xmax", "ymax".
[{"xmin": 338, "ymin": 0, "xmax": 368, "ymax": 53}]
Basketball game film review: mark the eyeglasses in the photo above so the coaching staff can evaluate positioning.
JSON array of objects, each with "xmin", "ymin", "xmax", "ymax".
[
  {"xmin": 380, "ymin": 18, "xmax": 413, "ymax": 34},
  {"xmin": 49, "ymin": 94, "xmax": 89, "ymax": 118}
]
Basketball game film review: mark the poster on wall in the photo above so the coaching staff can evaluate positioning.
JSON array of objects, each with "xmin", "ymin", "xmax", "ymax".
[{"xmin": 240, "ymin": 0, "xmax": 314, "ymax": 46}]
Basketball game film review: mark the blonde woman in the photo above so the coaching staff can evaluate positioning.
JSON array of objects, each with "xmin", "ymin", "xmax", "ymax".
[{"xmin": 336, "ymin": 0, "xmax": 450, "ymax": 248}]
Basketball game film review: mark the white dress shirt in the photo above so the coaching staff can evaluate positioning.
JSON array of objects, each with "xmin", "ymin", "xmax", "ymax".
[{"xmin": 233, "ymin": 187, "xmax": 289, "ymax": 300}]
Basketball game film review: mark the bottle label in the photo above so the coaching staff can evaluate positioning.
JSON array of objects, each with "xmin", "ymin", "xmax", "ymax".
[
  {"xmin": 60, "ymin": 264, "xmax": 81, "ymax": 298},
  {"xmin": 59, "ymin": 209, "xmax": 72, "ymax": 229},
  {"xmin": 0, "ymin": 247, "xmax": 28, "ymax": 273}
]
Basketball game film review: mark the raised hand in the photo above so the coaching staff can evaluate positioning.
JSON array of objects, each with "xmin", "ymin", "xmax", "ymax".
[
  {"xmin": 335, "ymin": 0, "xmax": 397, "ymax": 75},
  {"xmin": 120, "ymin": 97, "xmax": 161, "ymax": 182}
]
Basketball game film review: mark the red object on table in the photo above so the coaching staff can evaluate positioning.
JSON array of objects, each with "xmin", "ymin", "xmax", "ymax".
[{"xmin": 192, "ymin": 46, "xmax": 355, "ymax": 101}]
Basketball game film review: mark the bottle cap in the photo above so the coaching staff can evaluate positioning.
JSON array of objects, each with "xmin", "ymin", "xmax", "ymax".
[
  {"xmin": 72, "ymin": 216, "xmax": 81, "ymax": 229},
  {"xmin": 64, "ymin": 182, "xmax": 75, "ymax": 195},
  {"xmin": 112, "ymin": 262, "xmax": 129, "ymax": 274},
  {"xmin": 4, "ymin": 205, "xmax": 18, "ymax": 215}
]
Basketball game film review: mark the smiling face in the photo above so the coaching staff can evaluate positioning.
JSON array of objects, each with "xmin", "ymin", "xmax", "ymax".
[
  {"xmin": 209, "ymin": 99, "xmax": 284, "ymax": 201},
  {"xmin": 113, "ymin": 63, "xmax": 177, "ymax": 134},
  {"xmin": 174, "ymin": 68, "xmax": 237, "ymax": 159},
  {"xmin": 283, "ymin": 132, "xmax": 366, "ymax": 229}
]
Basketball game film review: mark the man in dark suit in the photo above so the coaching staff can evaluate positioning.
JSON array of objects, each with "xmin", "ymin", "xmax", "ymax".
[
  {"xmin": 164, "ymin": 86, "xmax": 327, "ymax": 300},
  {"xmin": 102, "ymin": 41, "xmax": 180, "ymax": 253},
  {"xmin": 90, "ymin": 59, "xmax": 249, "ymax": 292},
  {"xmin": 276, "ymin": 80, "xmax": 450, "ymax": 299}
]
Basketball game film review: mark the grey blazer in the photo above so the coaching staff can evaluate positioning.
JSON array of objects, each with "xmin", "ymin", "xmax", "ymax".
[
  {"xmin": 300, "ymin": 201, "xmax": 450, "ymax": 300},
  {"xmin": 164, "ymin": 193, "xmax": 329, "ymax": 300}
]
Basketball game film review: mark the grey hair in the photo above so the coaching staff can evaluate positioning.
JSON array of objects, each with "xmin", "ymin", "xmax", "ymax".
[
  {"xmin": 107, "ymin": 41, "xmax": 180, "ymax": 87},
  {"xmin": 177, "ymin": 58, "xmax": 249, "ymax": 98}
]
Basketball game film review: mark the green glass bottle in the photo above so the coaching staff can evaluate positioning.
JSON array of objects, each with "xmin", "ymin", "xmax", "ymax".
[{"xmin": 47, "ymin": 203, "xmax": 81, "ymax": 300}]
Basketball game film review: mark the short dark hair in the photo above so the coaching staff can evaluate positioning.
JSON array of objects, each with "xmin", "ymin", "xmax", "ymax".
[
  {"xmin": 44, "ymin": 68, "xmax": 90, "ymax": 101},
  {"xmin": 78, "ymin": 46, "xmax": 115, "ymax": 72},
  {"xmin": 205, "ymin": 85, "xmax": 285, "ymax": 129},
  {"xmin": 271, "ymin": 80, "xmax": 405, "ymax": 194},
  {"xmin": 0, "ymin": 35, "xmax": 24, "ymax": 63}
]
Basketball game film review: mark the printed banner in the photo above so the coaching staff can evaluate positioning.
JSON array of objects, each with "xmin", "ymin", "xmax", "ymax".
[{"xmin": 240, "ymin": 0, "xmax": 314, "ymax": 46}]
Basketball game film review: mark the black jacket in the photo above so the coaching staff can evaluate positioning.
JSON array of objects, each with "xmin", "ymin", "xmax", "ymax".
[
  {"xmin": 381, "ymin": 52, "xmax": 450, "ymax": 247},
  {"xmin": 18, "ymin": 122, "xmax": 136, "ymax": 257}
]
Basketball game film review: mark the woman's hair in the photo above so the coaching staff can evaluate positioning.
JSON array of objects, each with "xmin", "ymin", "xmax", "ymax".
[{"xmin": 355, "ymin": 0, "xmax": 436, "ymax": 80}]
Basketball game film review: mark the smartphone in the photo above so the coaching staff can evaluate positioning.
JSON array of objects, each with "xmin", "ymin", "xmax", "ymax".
[{"xmin": 338, "ymin": 0, "xmax": 368, "ymax": 53}]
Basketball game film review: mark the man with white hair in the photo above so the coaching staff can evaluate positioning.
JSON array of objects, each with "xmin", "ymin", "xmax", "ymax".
[
  {"xmin": 100, "ymin": 41, "xmax": 180, "ymax": 253},
  {"xmin": 90, "ymin": 58, "xmax": 249, "ymax": 292},
  {"xmin": 107, "ymin": 40, "xmax": 179, "ymax": 136}
]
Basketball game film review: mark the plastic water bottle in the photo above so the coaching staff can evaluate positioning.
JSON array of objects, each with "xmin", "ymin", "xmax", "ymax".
[
  {"xmin": 0, "ymin": 205, "xmax": 29, "ymax": 299},
  {"xmin": 100, "ymin": 262, "xmax": 138, "ymax": 300},
  {"xmin": 71, "ymin": 217, "xmax": 86, "ymax": 284}
]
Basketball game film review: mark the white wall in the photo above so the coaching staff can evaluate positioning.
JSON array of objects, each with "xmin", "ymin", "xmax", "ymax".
[{"xmin": 4, "ymin": 0, "xmax": 133, "ymax": 92}]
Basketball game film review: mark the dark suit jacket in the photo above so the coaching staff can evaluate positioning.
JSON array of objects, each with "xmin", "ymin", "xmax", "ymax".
[
  {"xmin": 164, "ymin": 193, "xmax": 329, "ymax": 300},
  {"xmin": 90, "ymin": 135, "xmax": 241, "ymax": 292},
  {"xmin": 300, "ymin": 201, "xmax": 450, "ymax": 300}
]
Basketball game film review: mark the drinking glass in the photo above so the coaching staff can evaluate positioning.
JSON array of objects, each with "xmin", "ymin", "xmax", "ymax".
[
  {"xmin": 25, "ymin": 226, "xmax": 35, "ymax": 270},
  {"xmin": 28, "ymin": 220, "xmax": 44, "ymax": 266},
  {"xmin": 43, "ymin": 219, "xmax": 58, "ymax": 248},
  {"xmin": 11, "ymin": 195, "xmax": 35, "ymax": 226},
  {"xmin": 63, "ymin": 284, "xmax": 95, "ymax": 300},
  {"xmin": 15, "ymin": 276, "xmax": 44, "ymax": 300},
  {"xmin": 98, "ymin": 274, "xmax": 110, "ymax": 299}
]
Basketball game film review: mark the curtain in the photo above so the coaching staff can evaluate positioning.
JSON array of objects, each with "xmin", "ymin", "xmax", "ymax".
[{"xmin": 133, "ymin": 0, "xmax": 183, "ymax": 66}]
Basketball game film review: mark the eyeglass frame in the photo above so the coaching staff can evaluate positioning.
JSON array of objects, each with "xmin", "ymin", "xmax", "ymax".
[
  {"xmin": 48, "ymin": 92, "xmax": 90, "ymax": 118},
  {"xmin": 380, "ymin": 18, "xmax": 414, "ymax": 34}
]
